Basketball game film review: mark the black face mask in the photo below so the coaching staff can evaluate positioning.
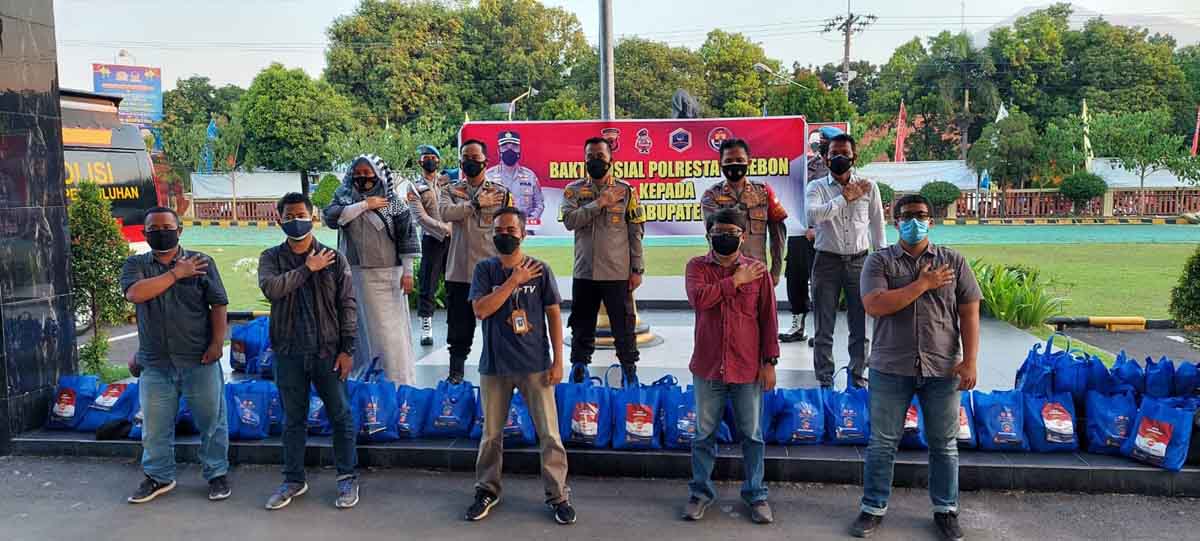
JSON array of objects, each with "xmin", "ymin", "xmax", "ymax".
[
  {"xmin": 711, "ymin": 233, "xmax": 741, "ymax": 256},
  {"xmin": 828, "ymin": 155, "xmax": 853, "ymax": 175},
  {"xmin": 493, "ymin": 233, "xmax": 520, "ymax": 255},
  {"xmin": 353, "ymin": 176, "xmax": 376, "ymax": 191},
  {"xmin": 586, "ymin": 158, "xmax": 610, "ymax": 180},
  {"xmin": 722, "ymin": 164, "xmax": 748, "ymax": 182},
  {"xmin": 146, "ymin": 229, "xmax": 179, "ymax": 252},
  {"xmin": 420, "ymin": 160, "xmax": 439, "ymax": 173},
  {"xmin": 462, "ymin": 159, "xmax": 486, "ymax": 179}
]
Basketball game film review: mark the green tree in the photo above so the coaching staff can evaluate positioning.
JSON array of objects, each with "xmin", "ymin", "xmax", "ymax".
[
  {"xmin": 814, "ymin": 60, "xmax": 878, "ymax": 112},
  {"xmin": 162, "ymin": 76, "xmax": 244, "ymax": 126},
  {"xmin": 329, "ymin": 115, "xmax": 459, "ymax": 179},
  {"xmin": 1037, "ymin": 115, "xmax": 1087, "ymax": 183},
  {"xmin": 324, "ymin": 0, "xmax": 466, "ymax": 126},
  {"xmin": 699, "ymin": 30, "xmax": 774, "ymax": 117},
  {"xmin": 764, "ymin": 69, "xmax": 856, "ymax": 121},
  {"xmin": 920, "ymin": 180, "xmax": 962, "ymax": 217},
  {"xmin": 568, "ymin": 37, "xmax": 708, "ymax": 119},
  {"xmin": 240, "ymin": 63, "xmax": 353, "ymax": 191},
  {"xmin": 985, "ymin": 4, "xmax": 1073, "ymax": 126},
  {"xmin": 537, "ymin": 87, "xmax": 592, "ymax": 120},
  {"xmin": 1091, "ymin": 108, "xmax": 1200, "ymax": 214},
  {"xmin": 69, "ymin": 181, "xmax": 130, "ymax": 349},
  {"xmin": 866, "ymin": 38, "xmax": 927, "ymax": 114},
  {"xmin": 1170, "ymin": 245, "xmax": 1200, "ymax": 327},
  {"xmin": 312, "ymin": 174, "xmax": 341, "ymax": 209},
  {"xmin": 1058, "ymin": 171, "xmax": 1108, "ymax": 214},
  {"xmin": 916, "ymin": 31, "xmax": 998, "ymax": 160},
  {"xmin": 966, "ymin": 109, "xmax": 1040, "ymax": 188},
  {"xmin": 1176, "ymin": 45, "xmax": 1200, "ymax": 108}
]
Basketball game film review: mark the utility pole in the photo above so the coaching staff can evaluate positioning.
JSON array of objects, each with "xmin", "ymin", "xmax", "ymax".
[
  {"xmin": 822, "ymin": 2, "xmax": 876, "ymax": 95},
  {"xmin": 598, "ymin": 0, "xmax": 615, "ymax": 120}
]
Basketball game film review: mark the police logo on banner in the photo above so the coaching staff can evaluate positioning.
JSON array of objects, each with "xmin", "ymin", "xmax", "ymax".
[
  {"xmin": 708, "ymin": 127, "xmax": 733, "ymax": 151},
  {"xmin": 635, "ymin": 128, "xmax": 652, "ymax": 155},
  {"xmin": 601, "ymin": 128, "xmax": 621, "ymax": 152},
  {"xmin": 669, "ymin": 128, "xmax": 692, "ymax": 153}
]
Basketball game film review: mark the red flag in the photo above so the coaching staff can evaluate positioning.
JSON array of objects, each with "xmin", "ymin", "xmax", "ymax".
[
  {"xmin": 894, "ymin": 101, "xmax": 908, "ymax": 162},
  {"xmin": 1192, "ymin": 105, "xmax": 1199, "ymax": 157}
]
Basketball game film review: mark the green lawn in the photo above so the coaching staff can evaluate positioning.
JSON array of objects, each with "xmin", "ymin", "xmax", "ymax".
[{"xmin": 196, "ymin": 242, "xmax": 1196, "ymax": 318}]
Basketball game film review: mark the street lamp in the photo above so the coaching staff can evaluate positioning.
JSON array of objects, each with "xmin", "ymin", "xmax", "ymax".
[{"xmin": 508, "ymin": 87, "xmax": 540, "ymax": 121}]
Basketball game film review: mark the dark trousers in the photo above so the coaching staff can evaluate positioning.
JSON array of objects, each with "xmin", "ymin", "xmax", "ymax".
[
  {"xmin": 275, "ymin": 353, "xmax": 356, "ymax": 483},
  {"xmin": 568, "ymin": 279, "xmax": 639, "ymax": 366},
  {"xmin": 811, "ymin": 251, "xmax": 868, "ymax": 387},
  {"xmin": 446, "ymin": 280, "xmax": 476, "ymax": 375},
  {"xmin": 785, "ymin": 235, "xmax": 816, "ymax": 315},
  {"xmin": 417, "ymin": 235, "xmax": 449, "ymax": 318}
]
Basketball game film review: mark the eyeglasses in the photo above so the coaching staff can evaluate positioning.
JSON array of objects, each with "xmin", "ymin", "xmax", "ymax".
[
  {"xmin": 899, "ymin": 212, "xmax": 931, "ymax": 221},
  {"xmin": 711, "ymin": 228, "xmax": 743, "ymax": 236}
]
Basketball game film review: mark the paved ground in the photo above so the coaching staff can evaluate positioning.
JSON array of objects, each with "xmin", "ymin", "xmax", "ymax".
[
  {"xmin": 0, "ymin": 456, "xmax": 1196, "ymax": 541},
  {"xmin": 1063, "ymin": 328, "xmax": 1198, "ymax": 362}
]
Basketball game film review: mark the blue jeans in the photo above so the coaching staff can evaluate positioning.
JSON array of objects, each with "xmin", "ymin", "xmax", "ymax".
[
  {"xmin": 861, "ymin": 370, "xmax": 960, "ymax": 516},
  {"xmin": 689, "ymin": 377, "xmax": 767, "ymax": 504},
  {"xmin": 139, "ymin": 362, "xmax": 229, "ymax": 483},
  {"xmin": 275, "ymin": 353, "xmax": 357, "ymax": 483}
]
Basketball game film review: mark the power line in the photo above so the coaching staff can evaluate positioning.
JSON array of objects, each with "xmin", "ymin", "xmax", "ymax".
[{"xmin": 823, "ymin": 2, "xmax": 877, "ymax": 95}]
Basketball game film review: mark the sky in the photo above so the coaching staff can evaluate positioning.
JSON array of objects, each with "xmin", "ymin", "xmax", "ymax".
[{"xmin": 53, "ymin": 0, "xmax": 1200, "ymax": 92}]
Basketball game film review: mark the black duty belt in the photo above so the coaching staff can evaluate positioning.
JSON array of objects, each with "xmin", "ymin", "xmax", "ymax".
[{"xmin": 816, "ymin": 250, "xmax": 868, "ymax": 261}]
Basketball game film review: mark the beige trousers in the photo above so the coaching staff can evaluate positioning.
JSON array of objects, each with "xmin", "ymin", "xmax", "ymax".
[{"xmin": 475, "ymin": 371, "xmax": 570, "ymax": 504}]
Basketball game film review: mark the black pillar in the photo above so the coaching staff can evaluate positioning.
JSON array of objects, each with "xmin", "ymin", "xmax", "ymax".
[{"xmin": 0, "ymin": 2, "xmax": 74, "ymax": 454}]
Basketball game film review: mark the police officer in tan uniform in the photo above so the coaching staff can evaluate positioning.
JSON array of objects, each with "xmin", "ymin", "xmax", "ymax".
[
  {"xmin": 439, "ymin": 139, "xmax": 514, "ymax": 384},
  {"xmin": 407, "ymin": 144, "xmax": 453, "ymax": 347},
  {"xmin": 700, "ymin": 138, "xmax": 788, "ymax": 285},
  {"xmin": 560, "ymin": 137, "xmax": 646, "ymax": 384}
]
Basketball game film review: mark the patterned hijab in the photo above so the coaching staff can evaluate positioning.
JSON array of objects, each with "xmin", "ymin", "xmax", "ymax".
[{"xmin": 332, "ymin": 154, "xmax": 420, "ymax": 257}]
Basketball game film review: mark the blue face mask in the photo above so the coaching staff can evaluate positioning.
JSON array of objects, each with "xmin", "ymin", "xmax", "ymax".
[
  {"xmin": 899, "ymin": 218, "xmax": 929, "ymax": 245},
  {"xmin": 282, "ymin": 218, "xmax": 313, "ymax": 241}
]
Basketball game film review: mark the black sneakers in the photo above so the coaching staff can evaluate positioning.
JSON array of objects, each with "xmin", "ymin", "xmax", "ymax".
[
  {"xmin": 128, "ymin": 476, "xmax": 176, "ymax": 504},
  {"xmin": 934, "ymin": 512, "xmax": 965, "ymax": 541},
  {"xmin": 207, "ymin": 476, "xmax": 231, "ymax": 501},
  {"xmin": 552, "ymin": 501, "xmax": 577, "ymax": 525},
  {"xmin": 465, "ymin": 489, "xmax": 499, "ymax": 521},
  {"xmin": 850, "ymin": 511, "xmax": 883, "ymax": 538}
]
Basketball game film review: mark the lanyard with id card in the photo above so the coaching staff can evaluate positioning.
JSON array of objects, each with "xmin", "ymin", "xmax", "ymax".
[{"xmin": 507, "ymin": 266, "xmax": 533, "ymax": 336}]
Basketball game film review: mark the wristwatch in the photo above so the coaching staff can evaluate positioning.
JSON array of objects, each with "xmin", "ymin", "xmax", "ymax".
[
  {"xmin": 762, "ymin": 357, "xmax": 779, "ymax": 367},
  {"xmin": 631, "ymin": 267, "xmax": 645, "ymax": 275}
]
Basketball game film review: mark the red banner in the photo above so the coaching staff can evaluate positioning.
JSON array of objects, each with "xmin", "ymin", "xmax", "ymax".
[{"xmin": 459, "ymin": 117, "xmax": 808, "ymax": 236}]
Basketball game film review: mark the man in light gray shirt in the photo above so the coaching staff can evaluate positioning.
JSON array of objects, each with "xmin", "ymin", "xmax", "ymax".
[{"xmin": 805, "ymin": 133, "xmax": 885, "ymax": 388}]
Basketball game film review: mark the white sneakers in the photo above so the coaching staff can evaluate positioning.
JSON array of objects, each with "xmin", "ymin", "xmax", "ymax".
[{"xmin": 420, "ymin": 316, "xmax": 434, "ymax": 346}]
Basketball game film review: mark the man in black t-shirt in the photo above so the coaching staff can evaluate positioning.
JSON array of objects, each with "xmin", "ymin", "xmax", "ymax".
[{"xmin": 463, "ymin": 207, "xmax": 574, "ymax": 526}]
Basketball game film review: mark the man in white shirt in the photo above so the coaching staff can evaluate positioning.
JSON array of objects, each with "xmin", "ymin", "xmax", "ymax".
[{"xmin": 804, "ymin": 133, "xmax": 886, "ymax": 389}]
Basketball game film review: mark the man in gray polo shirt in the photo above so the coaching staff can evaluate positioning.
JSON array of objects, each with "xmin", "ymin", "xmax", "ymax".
[{"xmin": 849, "ymin": 194, "xmax": 981, "ymax": 541}]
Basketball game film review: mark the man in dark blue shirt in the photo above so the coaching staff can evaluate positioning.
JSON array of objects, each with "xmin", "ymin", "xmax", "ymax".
[
  {"xmin": 120, "ymin": 207, "xmax": 230, "ymax": 504},
  {"xmin": 463, "ymin": 207, "xmax": 574, "ymax": 526}
]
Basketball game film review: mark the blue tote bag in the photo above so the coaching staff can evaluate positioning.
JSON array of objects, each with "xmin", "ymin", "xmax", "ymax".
[
  {"xmin": 1015, "ymin": 334, "xmax": 1063, "ymax": 396},
  {"xmin": 226, "ymin": 380, "xmax": 272, "ymax": 441},
  {"xmin": 356, "ymin": 380, "xmax": 400, "ymax": 443},
  {"xmin": 973, "ymin": 390, "xmax": 1028, "ymax": 452},
  {"xmin": 1085, "ymin": 390, "xmax": 1137, "ymax": 455},
  {"xmin": 1023, "ymin": 392, "xmax": 1078, "ymax": 452},
  {"xmin": 774, "ymin": 388, "xmax": 825, "ymax": 445},
  {"xmin": 823, "ymin": 369, "xmax": 870, "ymax": 446},
  {"xmin": 556, "ymin": 378, "xmax": 613, "ymax": 448},
  {"xmin": 1121, "ymin": 397, "xmax": 1198, "ymax": 471},
  {"xmin": 396, "ymin": 385, "xmax": 434, "ymax": 439},
  {"xmin": 47, "ymin": 375, "xmax": 101, "ymax": 430},
  {"xmin": 1174, "ymin": 362, "xmax": 1199, "ymax": 397},
  {"xmin": 230, "ymin": 316, "xmax": 271, "ymax": 373},
  {"xmin": 611, "ymin": 376, "xmax": 664, "ymax": 451},
  {"xmin": 78, "ymin": 382, "xmax": 139, "ymax": 433},
  {"xmin": 900, "ymin": 397, "xmax": 928, "ymax": 450},
  {"xmin": 1052, "ymin": 351, "xmax": 1092, "ymax": 404},
  {"xmin": 1111, "ymin": 351, "xmax": 1146, "ymax": 396},
  {"xmin": 1144, "ymin": 356, "xmax": 1176, "ymax": 399},
  {"xmin": 662, "ymin": 384, "xmax": 733, "ymax": 449},
  {"xmin": 424, "ymin": 379, "xmax": 476, "ymax": 438},
  {"xmin": 956, "ymin": 391, "xmax": 977, "ymax": 449}
]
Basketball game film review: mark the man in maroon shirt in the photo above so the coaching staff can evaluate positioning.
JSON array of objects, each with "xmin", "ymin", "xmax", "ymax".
[{"xmin": 682, "ymin": 207, "xmax": 780, "ymax": 525}]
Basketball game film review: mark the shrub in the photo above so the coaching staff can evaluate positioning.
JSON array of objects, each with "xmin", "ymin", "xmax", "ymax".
[
  {"xmin": 69, "ymin": 180, "xmax": 131, "ymax": 338},
  {"xmin": 79, "ymin": 332, "xmax": 128, "ymax": 383},
  {"xmin": 969, "ymin": 260, "xmax": 1065, "ymax": 328},
  {"xmin": 877, "ymin": 182, "xmax": 895, "ymax": 207},
  {"xmin": 1058, "ymin": 172, "xmax": 1107, "ymax": 214},
  {"xmin": 920, "ymin": 180, "xmax": 961, "ymax": 217},
  {"xmin": 1170, "ymin": 245, "xmax": 1200, "ymax": 327},
  {"xmin": 312, "ymin": 173, "xmax": 341, "ymax": 209}
]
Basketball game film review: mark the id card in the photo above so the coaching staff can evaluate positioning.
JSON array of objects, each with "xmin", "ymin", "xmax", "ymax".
[{"xmin": 509, "ymin": 308, "xmax": 531, "ymax": 335}]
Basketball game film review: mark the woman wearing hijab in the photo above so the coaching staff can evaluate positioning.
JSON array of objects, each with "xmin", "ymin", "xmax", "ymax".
[{"xmin": 323, "ymin": 154, "xmax": 421, "ymax": 384}]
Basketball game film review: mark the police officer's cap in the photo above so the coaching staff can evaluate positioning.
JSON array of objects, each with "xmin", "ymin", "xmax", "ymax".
[
  {"xmin": 417, "ymin": 144, "xmax": 441, "ymax": 159},
  {"xmin": 498, "ymin": 131, "xmax": 521, "ymax": 145},
  {"xmin": 818, "ymin": 126, "xmax": 844, "ymax": 140}
]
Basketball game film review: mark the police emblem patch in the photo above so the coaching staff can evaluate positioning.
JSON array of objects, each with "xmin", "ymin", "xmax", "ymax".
[
  {"xmin": 669, "ymin": 128, "xmax": 692, "ymax": 153},
  {"xmin": 707, "ymin": 127, "xmax": 733, "ymax": 152}
]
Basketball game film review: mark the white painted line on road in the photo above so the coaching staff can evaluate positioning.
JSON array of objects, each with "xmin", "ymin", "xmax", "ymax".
[
  {"xmin": 1167, "ymin": 335, "xmax": 1187, "ymax": 344},
  {"xmin": 107, "ymin": 332, "xmax": 138, "ymax": 343}
]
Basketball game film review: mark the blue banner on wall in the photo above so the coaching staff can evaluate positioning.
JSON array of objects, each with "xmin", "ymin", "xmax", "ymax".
[{"xmin": 92, "ymin": 63, "xmax": 163, "ymax": 150}]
